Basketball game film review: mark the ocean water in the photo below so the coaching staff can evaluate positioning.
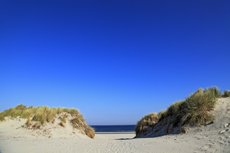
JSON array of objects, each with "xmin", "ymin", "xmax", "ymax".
[{"xmin": 91, "ymin": 125, "xmax": 135, "ymax": 132}]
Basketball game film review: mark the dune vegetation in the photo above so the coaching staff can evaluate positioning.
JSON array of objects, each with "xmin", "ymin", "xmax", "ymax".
[
  {"xmin": 135, "ymin": 87, "xmax": 230, "ymax": 136},
  {"xmin": 0, "ymin": 105, "xmax": 95, "ymax": 138}
]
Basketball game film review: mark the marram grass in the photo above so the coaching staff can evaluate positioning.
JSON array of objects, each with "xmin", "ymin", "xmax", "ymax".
[
  {"xmin": 0, "ymin": 105, "xmax": 95, "ymax": 139},
  {"xmin": 223, "ymin": 90, "xmax": 230, "ymax": 97},
  {"xmin": 135, "ymin": 112, "xmax": 159, "ymax": 136},
  {"xmin": 135, "ymin": 86, "xmax": 228, "ymax": 136}
]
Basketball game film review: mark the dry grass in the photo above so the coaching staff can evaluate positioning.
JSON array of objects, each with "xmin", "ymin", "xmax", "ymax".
[
  {"xmin": 0, "ymin": 104, "xmax": 27, "ymax": 121},
  {"xmin": 57, "ymin": 107, "xmax": 63, "ymax": 114},
  {"xmin": 26, "ymin": 117, "xmax": 32, "ymax": 127},
  {"xmin": 59, "ymin": 121, "xmax": 65, "ymax": 127},
  {"xmin": 135, "ymin": 86, "xmax": 220, "ymax": 136},
  {"xmin": 47, "ymin": 107, "xmax": 57, "ymax": 122},
  {"xmin": 0, "ymin": 105, "xmax": 95, "ymax": 138},
  {"xmin": 157, "ymin": 110, "xmax": 166, "ymax": 119},
  {"xmin": 84, "ymin": 126, "xmax": 95, "ymax": 139},
  {"xmin": 207, "ymin": 86, "xmax": 221, "ymax": 97},
  {"xmin": 70, "ymin": 117, "xmax": 84, "ymax": 128},
  {"xmin": 177, "ymin": 88, "xmax": 216, "ymax": 126},
  {"xmin": 135, "ymin": 112, "xmax": 159, "ymax": 136},
  {"xmin": 70, "ymin": 117, "xmax": 95, "ymax": 139},
  {"xmin": 223, "ymin": 90, "xmax": 230, "ymax": 97},
  {"xmin": 59, "ymin": 114, "xmax": 68, "ymax": 123},
  {"xmin": 21, "ymin": 107, "xmax": 36, "ymax": 118}
]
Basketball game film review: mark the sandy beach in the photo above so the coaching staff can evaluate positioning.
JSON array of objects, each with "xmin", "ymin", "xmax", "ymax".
[
  {"xmin": 0, "ymin": 97, "xmax": 230, "ymax": 153},
  {"xmin": 0, "ymin": 132, "xmax": 228, "ymax": 153},
  {"xmin": 0, "ymin": 133, "xmax": 205, "ymax": 153}
]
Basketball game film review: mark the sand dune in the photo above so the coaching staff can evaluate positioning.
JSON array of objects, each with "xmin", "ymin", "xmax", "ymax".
[{"xmin": 0, "ymin": 98, "xmax": 230, "ymax": 153}]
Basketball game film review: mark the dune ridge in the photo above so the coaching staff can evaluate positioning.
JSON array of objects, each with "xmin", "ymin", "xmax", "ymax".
[
  {"xmin": 135, "ymin": 87, "xmax": 230, "ymax": 138},
  {"xmin": 0, "ymin": 105, "xmax": 95, "ymax": 139},
  {"xmin": 0, "ymin": 88, "xmax": 229, "ymax": 152},
  {"xmin": 0, "ymin": 98, "xmax": 229, "ymax": 152}
]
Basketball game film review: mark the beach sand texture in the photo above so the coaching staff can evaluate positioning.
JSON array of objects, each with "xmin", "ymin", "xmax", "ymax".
[{"xmin": 0, "ymin": 97, "xmax": 230, "ymax": 153}]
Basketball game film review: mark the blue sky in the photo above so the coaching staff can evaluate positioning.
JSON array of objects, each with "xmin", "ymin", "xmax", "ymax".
[{"xmin": 0, "ymin": 0, "xmax": 230, "ymax": 125}]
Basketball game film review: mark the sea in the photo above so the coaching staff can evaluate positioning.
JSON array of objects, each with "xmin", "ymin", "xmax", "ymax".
[{"xmin": 91, "ymin": 125, "xmax": 135, "ymax": 132}]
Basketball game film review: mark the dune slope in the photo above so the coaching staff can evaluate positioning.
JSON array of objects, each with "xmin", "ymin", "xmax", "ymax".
[{"xmin": 0, "ymin": 98, "xmax": 229, "ymax": 153}]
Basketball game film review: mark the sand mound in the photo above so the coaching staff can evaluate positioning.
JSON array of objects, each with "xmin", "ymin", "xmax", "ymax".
[
  {"xmin": 135, "ymin": 97, "xmax": 230, "ymax": 152},
  {"xmin": 0, "ymin": 99, "xmax": 229, "ymax": 152},
  {"xmin": 136, "ymin": 98, "xmax": 230, "ymax": 138},
  {"xmin": 0, "ymin": 113, "xmax": 90, "ymax": 139}
]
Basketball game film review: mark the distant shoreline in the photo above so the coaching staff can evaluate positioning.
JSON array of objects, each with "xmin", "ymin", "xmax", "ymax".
[
  {"xmin": 91, "ymin": 125, "xmax": 135, "ymax": 133},
  {"xmin": 95, "ymin": 132, "xmax": 135, "ymax": 134}
]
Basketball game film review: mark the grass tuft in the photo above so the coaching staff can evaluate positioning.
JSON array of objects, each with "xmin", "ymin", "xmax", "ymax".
[
  {"xmin": 47, "ymin": 107, "xmax": 57, "ymax": 122},
  {"xmin": 84, "ymin": 126, "xmax": 95, "ymax": 139},
  {"xmin": 179, "ymin": 88, "xmax": 216, "ymax": 126},
  {"xmin": 157, "ymin": 110, "xmax": 166, "ymax": 118},
  {"xmin": 166, "ymin": 101, "xmax": 182, "ymax": 117},
  {"xmin": 15, "ymin": 104, "xmax": 27, "ymax": 110},
  {"xmin": 26, "ymin": 117, "xmax": 32, "ymax": 127},
  {"xmin": 59, "ymin": 114, "xmax": 68, "ymax": 123},
  {"xmin": 135, "ymin": 86, "xmax": 220, "ymax": 136},
  {"xmin": 135, "ymin": 112, "xmax": 159, "ymax": 136},
  {"xmin": 70, "ymin": 117, "xmax": 95, "ymax": 139},
  {"xmin": 207, "ymin": 86, "xmax": 221, "ymax": 97},
  {"xmin": 223, "ymin": 90, "xmax": 230, "ymax": 97}
]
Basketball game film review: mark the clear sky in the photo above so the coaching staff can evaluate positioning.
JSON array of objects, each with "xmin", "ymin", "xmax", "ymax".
[{"xmin": 0, "ymin": 0, "xmax": 230, "ymax": 125}]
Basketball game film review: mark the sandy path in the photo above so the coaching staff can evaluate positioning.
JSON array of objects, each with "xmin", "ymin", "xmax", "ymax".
[
  {"xmin": 0, "ymin": 134, "xmax": 198, "ymax": 153},
  {"xmin": 0, "ymin": 132, "xmax": 223, "ymax": 153}
]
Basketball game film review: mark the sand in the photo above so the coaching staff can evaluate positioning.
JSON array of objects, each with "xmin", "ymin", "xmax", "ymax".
[{"xmin": 0, "ymin": 98, "xmax": 230, "ymax": 153}]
